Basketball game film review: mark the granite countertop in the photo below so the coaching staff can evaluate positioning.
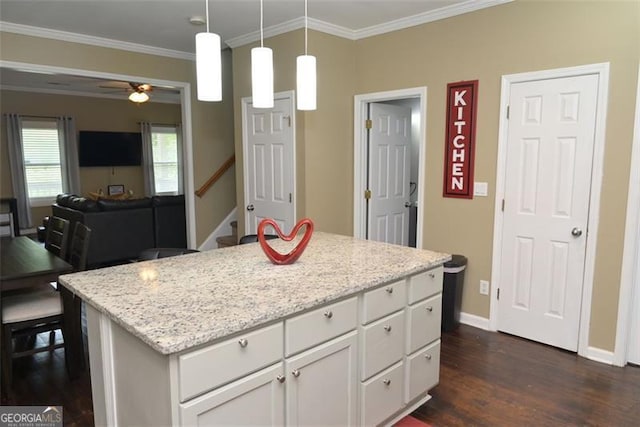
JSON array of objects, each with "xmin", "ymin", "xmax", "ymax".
[{"xmin": 59, "ymin": 232, "xmax": 450, "ymax": 355}]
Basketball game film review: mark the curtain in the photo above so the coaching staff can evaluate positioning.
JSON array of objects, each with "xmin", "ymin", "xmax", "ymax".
[
  {"xmin": 5, "ymin": 113, "xmax": 32, "ymax": 228},
  {"xmin": 141, "ymin": 122, "xmax": 155, "ymax": 196},
  {"xmin": 57, "ymin": 116, "xmax": 81, "ymax": 195},
  {"xmin": 176, "ymin": 124, "xmax": 184, "ymax": 194}
]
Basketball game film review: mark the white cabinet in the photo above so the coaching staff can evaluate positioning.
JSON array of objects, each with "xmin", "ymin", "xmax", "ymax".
[
  {"xmin": 285, "ymin": 332, "xmax": 358, "ymax": 426},
  {"xmin": 180, "ymin": 362, "xmax": 285, "ymax": 426},
  {"xmin": 360, "ymin": 361, "xmax": 405, "ymax": 427}
]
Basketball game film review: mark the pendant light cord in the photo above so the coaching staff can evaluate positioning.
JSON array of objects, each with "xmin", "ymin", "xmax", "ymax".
[
  {"xmin": 260, "ymin": 0, "xmax": 264, "ymax": 48},
  {"xmin": 304, "ymin": 0, "xmax": 308, "ymax": 55},
  {"xmin": 205, "ymin": 0, "xmax": 210, "ymax": 33}
]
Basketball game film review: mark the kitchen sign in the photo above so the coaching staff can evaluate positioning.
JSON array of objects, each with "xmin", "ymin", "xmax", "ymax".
[{"xmin": 443, "ymin": 80, "xmax": 478, "ymax": 198}]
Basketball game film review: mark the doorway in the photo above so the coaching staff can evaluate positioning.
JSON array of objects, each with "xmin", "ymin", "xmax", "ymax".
[
  {"xmin": 353, "ymin": 87, "xmax": 427, "ymax": 248},
  {"xmin": 0, "ymin": 60, "xmax": 196, "ymax": 248},
  {"xmin": 490, "ymin": 63, "xmax": 610, "ymax": 357}
]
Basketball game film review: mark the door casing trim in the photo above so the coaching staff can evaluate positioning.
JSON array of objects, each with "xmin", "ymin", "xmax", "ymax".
[
  {"xmin": 241, "ymin": 90, "xmax": 297, "ymax": 235},
  {"xmin": 490, "ymin": 63, "xmax": 610, "ymax": 360},
  {"xmin": 353, "ymin": 87, "xmax": 427, "ymax": 248}
]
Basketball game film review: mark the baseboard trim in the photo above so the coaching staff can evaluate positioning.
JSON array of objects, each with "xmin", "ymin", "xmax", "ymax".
[
  {"xmin": 198, "ymin": 207, "xmax": 237, "ymax": 251},
  {"xmin": 459, "ymin": 312, "xmax": 490, "ymax": 330},
  {"xmin": 585, "ymin": 346, "xmax": 616, "ymax": 366}
]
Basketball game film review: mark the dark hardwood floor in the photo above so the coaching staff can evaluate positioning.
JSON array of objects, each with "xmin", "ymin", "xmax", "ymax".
[{"xmin": 2, "ymin": 325, "xmax": 638, "ymax": 426}]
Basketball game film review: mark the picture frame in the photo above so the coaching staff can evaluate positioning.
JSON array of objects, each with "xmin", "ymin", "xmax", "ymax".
[{"xmin": 107, "ymin": 184, "xmax": 125, "ymax": 196}]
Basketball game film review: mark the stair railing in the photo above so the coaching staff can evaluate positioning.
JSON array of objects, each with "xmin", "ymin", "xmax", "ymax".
[{"xmin": 195, "ymin": 154, "xmax": 236, "ymax": 198}]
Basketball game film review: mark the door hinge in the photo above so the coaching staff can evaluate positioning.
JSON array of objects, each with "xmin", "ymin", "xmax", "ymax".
[
  {"xmin": 364, "ymin": 189, "xmax": 372, "ymax": 200},
  {"xmin": 497, "ymin": 288, "xmax": 500, "ymax": 300},
  {"xmin": 365, "ymin": 119, "xmax": 372, "ymax": 129},
  {"xmin": 501, "ymin": 199, "xmax": 505, "ymax": 212},
  {"xmin": 289, "ymin": 193, "xmax": 292, "ymax": 203},
  {"xmin": 506, "ymin": 106, "xmax": 510, "ymax": 119}
]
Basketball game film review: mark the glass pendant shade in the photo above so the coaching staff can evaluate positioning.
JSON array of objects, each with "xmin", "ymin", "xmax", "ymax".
[
  {"xmin": 129, "ymin": 91, "xmax": 149, "ymax": 103},
  {"xmin": 251, "ymin": 47, "xmax": 274, "ymax": 108},
  {"xmin": 195, "ymin": 32, "xmax": 222, "ymax": 101},
  {"xmin": 296, "ymin": 55, "xmax": 316, "ymax": 111}
]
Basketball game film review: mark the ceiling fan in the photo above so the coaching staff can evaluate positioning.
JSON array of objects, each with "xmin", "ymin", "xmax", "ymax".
[
  {"xmin": 98, "ymin": 81, "xmax": 153, "ymax": 103},
  {"xmin": 127, "ymin": 82, "xmax": 153, "ymax": 103}
]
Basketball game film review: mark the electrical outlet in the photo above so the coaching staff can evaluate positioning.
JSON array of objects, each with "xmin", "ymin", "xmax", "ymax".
[{"xmin": 480, "ymin": 280, "xmax": 490, "ymax": 295}]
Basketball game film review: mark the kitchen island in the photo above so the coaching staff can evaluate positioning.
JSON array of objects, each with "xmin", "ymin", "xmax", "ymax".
[{"xmin": 59, "ymin": 232, "xmax": 450, "ymax": 426}]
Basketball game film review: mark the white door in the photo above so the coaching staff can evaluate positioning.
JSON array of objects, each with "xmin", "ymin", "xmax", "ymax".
[
  {"xmin": 628, "ymin": 225, "xmax": 640, "ymax": 364},
  {"xmin": 368, "ymin": 103, "xmax": 411, "ymax": 245},
  {"xmin": 243, "ymin": 95, "xmax": 295, "ymax": 235},
  {"xmin": 498, "ymin": 74, "xmax": 599, "ymax": 351}
]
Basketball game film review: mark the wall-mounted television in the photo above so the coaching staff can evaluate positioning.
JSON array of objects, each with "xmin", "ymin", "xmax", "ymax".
[{"xmin": 78, "ymin": 131, "xmax": 142, "ymax": 167}]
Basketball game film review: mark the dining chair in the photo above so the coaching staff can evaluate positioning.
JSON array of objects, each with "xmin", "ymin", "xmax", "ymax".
[
  {"xmin": 67, "ymin": 223, "xmax": 92, "ymax": 272},
  {"xmin": 44, "ymin": 216, "xmax": 71, "ymax": 260},
  {"xmin": 238, "ymin": 234, "xmax": 278, "ymax": 245}
]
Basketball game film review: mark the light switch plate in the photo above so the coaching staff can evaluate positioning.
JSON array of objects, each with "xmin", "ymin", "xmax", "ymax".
[{"xmin": 474, "ymin": 182, "xmax": 488, "ymax": 197}]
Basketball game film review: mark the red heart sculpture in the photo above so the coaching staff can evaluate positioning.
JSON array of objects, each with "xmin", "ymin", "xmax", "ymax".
[{"xmin": 258, "ymin": 218, "xmax": 314, "ymax": 265}]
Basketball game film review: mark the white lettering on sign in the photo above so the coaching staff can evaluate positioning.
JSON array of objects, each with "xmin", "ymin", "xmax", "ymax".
[{"xmin": 451, "ymin": 89, "xmax": 468, "ymax": 192}]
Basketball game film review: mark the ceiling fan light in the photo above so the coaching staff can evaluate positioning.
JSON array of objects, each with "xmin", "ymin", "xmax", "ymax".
[
  {"xmin": 129, "ymin": 91, "xmax": 149, "ymax": 103},
  {"xmin": 297, "ymin": 55, "xmax": 316, "ymax": 111},
  {"xmin": 196, "ymin": 32, "xmax": 222, "ymax": 102},
  {"xmin": 251, "ymin": 47, "xmax": 274, "ymax": 108}
]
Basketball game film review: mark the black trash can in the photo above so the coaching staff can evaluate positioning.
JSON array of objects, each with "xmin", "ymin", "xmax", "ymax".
[{"xmin": 442, "ymin": 254, "xmax": 467, "ymax": 332}]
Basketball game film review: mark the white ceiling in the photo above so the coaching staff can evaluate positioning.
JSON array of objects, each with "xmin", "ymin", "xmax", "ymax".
[{"xmin": 0, "ymin": 0, "xmax": 507, "ymax": 103}]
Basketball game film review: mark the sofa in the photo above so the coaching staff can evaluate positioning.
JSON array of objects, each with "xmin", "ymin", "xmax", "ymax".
[{"xmin": 52, "ymin": 194, "xmax": 187, "ymax": 267}]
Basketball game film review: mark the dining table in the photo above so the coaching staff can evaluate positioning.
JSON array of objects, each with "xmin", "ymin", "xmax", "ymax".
[{"xmin": 1, "ymin": 236, "xmax": 85, "ymax": 379}]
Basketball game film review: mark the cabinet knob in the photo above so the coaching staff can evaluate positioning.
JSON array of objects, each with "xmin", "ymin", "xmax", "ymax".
[
  {"xmin": 238, "ymin": 338, "xmax": 248, "ymax": 348},
  {"xmin": 383, "ymin": 379, "xmax": 391, "ymax": 386},
  {"xmin": 324, "ymin": 310, "xmax": 333, "ymax": 319},
  {"xmin": 276, "ymin": 375, "xmax": 286, "ymax": 383},
  {"xmin": 383, "ymin": 325, "xmax": 392, "ymax": 332},
  {"xmin": 425, "ymin": 354, "xmax": 432, "ymax": 361},
  {"xmin": 292, "ymin": 369, "xmax": 301, "ymax": 378},
  {"xmin": 428, "ymin": 272, "xmax": 435, "ymax": 279},
  {"xmin": 386, "ymin": 287, "xmax": 393, "ymax": 294},
  {"xmin": 426, "ymin": 306, "xmax": 433, "ymax": 312}
]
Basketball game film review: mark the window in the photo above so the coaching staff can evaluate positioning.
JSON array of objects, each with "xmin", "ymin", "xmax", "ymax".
[
  {"xmin": 21, "ymin": 119, "xmax": 65, "ymax": 204},
  {"xmin": 151, "ymin": 126, "xmax": 181, "ymax": 194}
]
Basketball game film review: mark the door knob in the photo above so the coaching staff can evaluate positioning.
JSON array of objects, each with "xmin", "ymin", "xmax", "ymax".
[
  {"xmin": 404, "ymin": 201, "xmax": 412, "ymax": 208},
  {"xmin": 571, "ymin": 227, "xmax": 583, "ymax": 237},
  {"xmin": 246, "ymin": 204, "xmax": 254, "ymax": 212}
]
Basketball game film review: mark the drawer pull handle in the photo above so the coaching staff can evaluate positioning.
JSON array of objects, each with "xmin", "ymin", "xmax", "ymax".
[
  {"xmin": 429, "ymin": 272, "xmax": 435, "ymax": 279},
  {"xmin": 324, "ymin": 310, "xmax": 333, "ymax": 319},
  {"xmin": 238, "ymin": 338, "xmax": 248, "ymax": 348},
  {"xmin": 383, "ymin": 325, "xmax": 392, "ymax": 332},
  {"xmin": 425, "ymin": 354, "xmax": 432, "ymax": 360},
  {"xmin": 426, "ymin": 306, "xmax": 433, "ymax": 312},
  {"xmin": 386, "ymin": 287, "xmax": 394, "ymax": 294},
  {"xmin": 383, "ymin": 379, "xmax": 391, "ymax": 386},
  {"xmin": 292, "ymin": 369, "xmax": 301, "ymax": 378},
  {"xmin": 276, "ymin": 375, "xmax": 286, "ymax": 383}
]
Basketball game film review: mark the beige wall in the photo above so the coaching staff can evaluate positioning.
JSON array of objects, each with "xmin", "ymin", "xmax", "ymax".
[
  {"xmin": 232, "ymin": 30, "xmax": 356, "ymax": 237},
  {"xmin": 0, "ymin": 33, "xmax": 236, "ymax": 246},
  {"xmin": 232, "ymin": 0, "xmax": 639, "ymax": 351},
  {"xmin": 0, "ymin": 90, "xmax": 181, "ymax": 224}
]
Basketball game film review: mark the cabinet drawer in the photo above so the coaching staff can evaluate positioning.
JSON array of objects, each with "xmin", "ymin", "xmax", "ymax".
[
  {"xmin": 361, "ymin": 310, "xmax": 405, "ymax": 381},
  {"xmin": 179, "ymin": 322, "xmax": 283, "ymax": 402},
  {"xmin": 406, "ymin": 294, "xmax": 441, "ymax": 354},
  {"xmin": 285, "ymin": 297, "xmax": 357, "ymax": 357},
  {"xmin": 405, "ymin": 340, "xmax": 440, "ymax": 403},
  {"xmin": 361, "ymin": 279, "xmax": 406, "ymax": 324},
  {"xmin": 408, "ymin": 266, "xmax": 443, "ymax": 304},
  {"xmin": 360, "ymin": 361, "xmax": 404, "ymax": 427}
]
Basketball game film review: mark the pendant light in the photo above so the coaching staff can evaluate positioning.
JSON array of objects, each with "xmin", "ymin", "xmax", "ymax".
[
  {"xmin": 296, "ymin": 0, "xmax": 316, "ymax": 110},
  {"xmin": 195, "ymin": 0, "xmax": 222, "ymax": 101},
  {"xmin": 252, "ymin": 0, "xmax": 274, "ymax": 108}
]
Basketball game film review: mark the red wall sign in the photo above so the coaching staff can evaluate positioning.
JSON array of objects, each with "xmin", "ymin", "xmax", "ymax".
[{"xmin": 443, "ymin": 80, "xmax": 478, "ymax": 199}]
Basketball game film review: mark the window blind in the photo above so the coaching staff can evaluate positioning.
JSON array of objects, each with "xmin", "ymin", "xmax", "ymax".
[{"xmin": 21, "ymin": 119, "xmax": 63, "ymax": 199}]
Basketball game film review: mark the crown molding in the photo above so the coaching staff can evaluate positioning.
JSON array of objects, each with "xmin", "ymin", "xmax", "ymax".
[
  {"xmin": 0, "ymin": 21, "xmax": 195, "ymax": 61},
  {"xmin": 1, "ymin": 84, "xmax": 180, "ymax": 104},
  {"xmin": 353, "ymin": 0, "xmax": 513, "ymax": 39}
]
